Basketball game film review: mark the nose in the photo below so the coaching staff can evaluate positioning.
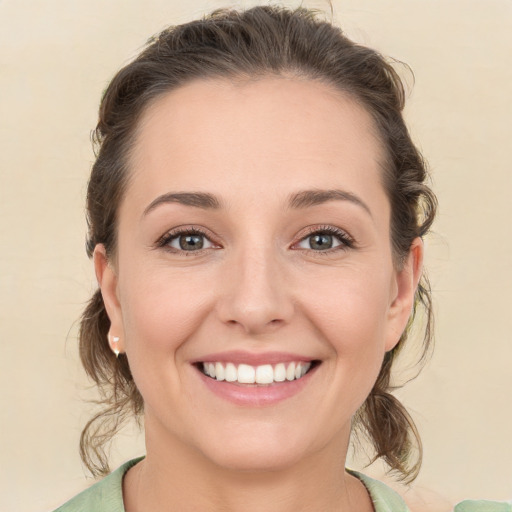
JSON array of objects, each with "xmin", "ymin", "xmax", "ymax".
[{"xmin": 216, "ymin": 244, "xmax": 295, "ymax": 335}]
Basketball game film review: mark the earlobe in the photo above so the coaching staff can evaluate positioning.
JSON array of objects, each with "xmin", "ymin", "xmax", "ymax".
[
  {"xmin": 385, "ymin": 237, "xmax": 424, "ymax": 352},
  {"xmin": 93, "ymin": 245, "xmax": 125, "ymax": 353}
]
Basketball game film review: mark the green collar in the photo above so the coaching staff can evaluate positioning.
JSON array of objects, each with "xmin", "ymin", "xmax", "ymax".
[{"xmin": 55, "ymin": 458, "xmax": 409, "ymax": 512}]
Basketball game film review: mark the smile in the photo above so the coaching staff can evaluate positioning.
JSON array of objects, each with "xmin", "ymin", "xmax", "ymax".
[
  {"xmin": 192, "ymin": 352, "xmax": 321, "ymax": 406},
  {"xmin": 200, "ymin": 361, "xmax": 313, "ymax": 385}
]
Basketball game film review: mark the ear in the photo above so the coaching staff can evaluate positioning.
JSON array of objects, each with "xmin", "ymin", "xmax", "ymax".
[
  {"xmin": 385, "ymin": 237, "xmax": 424, "ymax": 352},
  {"xmin": 93, "ymin": 244, "xmax": 125, "ymax": 355}
]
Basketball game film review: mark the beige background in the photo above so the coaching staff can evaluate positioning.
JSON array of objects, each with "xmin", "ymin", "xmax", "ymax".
[{"xmin": 1, "ymin": 0, "xmax": 511, "ymax": 510}]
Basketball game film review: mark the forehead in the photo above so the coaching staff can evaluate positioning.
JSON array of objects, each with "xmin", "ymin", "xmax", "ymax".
[{"xmin": 126, "ymin": 77, "xmax": 387, "ymax": 213}]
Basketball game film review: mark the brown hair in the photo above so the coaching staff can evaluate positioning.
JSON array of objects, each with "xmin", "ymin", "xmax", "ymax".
[{"xmin": 79, "ymin": 5, "xmax": 436, "ymax": 482}]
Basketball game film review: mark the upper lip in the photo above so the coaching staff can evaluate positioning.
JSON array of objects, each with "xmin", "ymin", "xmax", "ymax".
[{"xmin": 190, "ymin": 350, "xmax": 316, "ymax": 366}]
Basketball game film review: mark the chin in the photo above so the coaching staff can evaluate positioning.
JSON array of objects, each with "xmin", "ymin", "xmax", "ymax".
[
  {"xmin": 208, "ymin": 446, "xmax": 304, "ymax": 473},
  {"xmin": 195, "ymin": 426, "xmax": 312, "ymax": 473}
]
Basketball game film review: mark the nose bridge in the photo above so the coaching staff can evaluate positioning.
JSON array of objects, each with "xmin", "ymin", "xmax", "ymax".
[{"xmin": 217, "ymin": 236, "xmax": 293, "ymax": 334}]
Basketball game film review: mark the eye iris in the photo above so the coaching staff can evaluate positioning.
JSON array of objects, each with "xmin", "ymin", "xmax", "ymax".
[
  {"xmin": 310, "ymin": 233, "xmax": 332, "ymax": 250},
  {"xmin": 179, "ymin": 234, "xmax": 204, "ymax": 251}
]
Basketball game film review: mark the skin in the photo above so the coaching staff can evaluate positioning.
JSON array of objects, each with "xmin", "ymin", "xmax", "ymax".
[{"xmin": 95, "ymin": 77, "xmax": 423, "ymax": 512}]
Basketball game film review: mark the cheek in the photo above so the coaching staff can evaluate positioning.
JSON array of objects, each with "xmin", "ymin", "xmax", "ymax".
[
  {"xmin": 300, "ymin": 265, "xmax": 391, "ymax": 393},
  {"xmin": 116, "ymin": 264, "xmax": 215, "ymax": 418},
  {"xmin": 118, "ymin": 264, "xmax": 211, "ymax": 357},
  {"xmin": 304, "ymin": 265, "xmax": 391, "ymax": 346}
]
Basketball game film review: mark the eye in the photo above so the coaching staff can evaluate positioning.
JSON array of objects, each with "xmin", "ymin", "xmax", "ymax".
[
  {"xmin": 298, "ymin": 233, "xmax": 340, "ymax": 251},
  {"xmin": 170, "ymin": 233, "xmax": 213, "ymax": 251},
  {"xmin": 295, "ymin": 226, "xmax": 354, "ymax": 252},
  {"xmin": 157, "ymin": 227, "xmax": 217, "ymax": 253}
]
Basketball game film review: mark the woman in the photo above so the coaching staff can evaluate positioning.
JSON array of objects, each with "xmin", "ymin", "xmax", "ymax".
[{"xmin": 53, "ymin": 5, "xmax": 505, "ymax": 512}]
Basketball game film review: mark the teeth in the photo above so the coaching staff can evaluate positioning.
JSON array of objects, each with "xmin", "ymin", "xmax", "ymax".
[
  {"xmin": 215, "ymin": 362, "xmax": 225, "ymax": 381},
  {"xmin": 255, "ymin": 364, "xmax": 274, "ymax": 384},
  {"xmin": 274, "ymin": 363, "xmax": 286, "ymax": 382},
  {"xmin": 286, "ymin": 362, "xmax": 296, "ymax": 381},
  {"xmin": 238, "ymin": 364, "xmax": 255, "ymax": 384},
  {"xmin": 201, "ymin": 361, "xmax": 312, "ymax": 384},
  {"xmin": 225, "ymin": 362, "xmax": 237, "ymax": 382}
]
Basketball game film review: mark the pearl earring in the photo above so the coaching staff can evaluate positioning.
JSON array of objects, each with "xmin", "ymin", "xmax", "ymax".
[{"xmin": 111, "ymin": 335, "xmax": 120, "ymax": 358}]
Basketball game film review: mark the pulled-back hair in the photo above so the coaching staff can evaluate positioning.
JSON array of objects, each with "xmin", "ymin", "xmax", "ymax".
[{"xmin": 79, "ymin": 5, "xmax": 436, "ymax": 482}]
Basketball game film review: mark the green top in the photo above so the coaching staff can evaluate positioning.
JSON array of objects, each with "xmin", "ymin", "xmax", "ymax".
[{"xmin": 53, "ymin": 458, "xmax": 511, "ymax": 512}]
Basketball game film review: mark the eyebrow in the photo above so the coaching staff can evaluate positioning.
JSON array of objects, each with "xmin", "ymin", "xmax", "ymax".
[
  {"xmin": 288, "ymin": 189, "xmax": 372, "ymax": 217},
  {"xmin": 143, "ymin": 192, "xmax": 221, "ymax": 217},
  {"xmin": 142, "ymin": 188, "xmax": 371, "ymax": 217}
]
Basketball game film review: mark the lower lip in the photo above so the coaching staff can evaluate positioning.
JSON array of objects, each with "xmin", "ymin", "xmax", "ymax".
[{"xmin": 196, "ymin": 366, "xmax": 318, "ymax": 406}]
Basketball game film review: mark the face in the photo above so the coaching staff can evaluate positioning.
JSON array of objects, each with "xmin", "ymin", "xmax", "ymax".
[{"xmin": 97, "ymin": 77, "xmax": 421, "ymax": 472}]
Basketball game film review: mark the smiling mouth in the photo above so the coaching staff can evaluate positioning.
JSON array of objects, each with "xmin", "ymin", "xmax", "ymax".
[{"xmin": 196, "ymin": 361, "xmax": 320, "ymax": 385}]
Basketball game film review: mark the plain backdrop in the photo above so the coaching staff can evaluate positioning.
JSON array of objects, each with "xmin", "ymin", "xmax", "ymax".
[{"xmin": 0, "ymin": 0, "xmax": 511, "ymax": 510}]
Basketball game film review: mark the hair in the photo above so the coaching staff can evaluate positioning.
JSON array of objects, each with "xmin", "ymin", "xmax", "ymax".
[{"xmin": 79, "ymin": 5, "xmax": 437, "ymax": 482}]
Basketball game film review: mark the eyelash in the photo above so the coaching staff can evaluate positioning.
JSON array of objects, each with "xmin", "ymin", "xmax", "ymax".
[
  {"xmin": 156, "ymin": 226, "xmax": 216, "ymax": 255},
  {"xmin": 294, "ymin": 225, "xmax": 355, "ymax": 253},
  {"xmin": 156, "ymin": 225, "xmax": 355, "ymax": 255}
]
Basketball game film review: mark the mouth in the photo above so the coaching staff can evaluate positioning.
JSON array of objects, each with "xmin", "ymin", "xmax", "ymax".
[{"xmin": 195, "ymin": 360, "xmax": 320, "ymax": 386}]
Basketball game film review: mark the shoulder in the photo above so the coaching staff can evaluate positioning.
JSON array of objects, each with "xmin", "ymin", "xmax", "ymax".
[
  {"xmin": 455, "ymin": 500, "xmax": 512, "ymax": 512},
  {"xmin": 52, "ymin": 458, "xmax": 143, "ymax": 512},
  {"xmin": 352, "ymin": 472, "xmax": 511, "ymax": 512},
  {"xmin": 352, "ymin": 470, "xmax": 512, "ymax": 512},
  {"xmin": 348, "ymin": 470, "xmax": 411, "ymax": 512}
]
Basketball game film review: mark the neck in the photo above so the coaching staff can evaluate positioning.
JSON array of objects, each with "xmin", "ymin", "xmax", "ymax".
[{"xmin": 123, "ymin": 418, "xmax": 372, "ymax": 512}]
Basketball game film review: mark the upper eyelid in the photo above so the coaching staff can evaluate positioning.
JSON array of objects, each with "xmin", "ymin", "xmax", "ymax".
[
  {"xmin": 159, "ymin": 225, "xmax": 350, "ymax": 237},
  {"xmin": 298, "ymin": 225, "xmax": 351, "ymax": 236},
  {"xmin": 293, "ymin": 225, "xmax": 355, "ymax": 247},
  {"xmin": 294, "ymin": 225, "xmax": 354, "ymax": 243},
  {"xmin": 156, "ymin": 224, "xmax": 355, "ymax": 250},
  {"xmin": 158, "ymin": 225, "xmax": 214, "ymax": 241}
]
